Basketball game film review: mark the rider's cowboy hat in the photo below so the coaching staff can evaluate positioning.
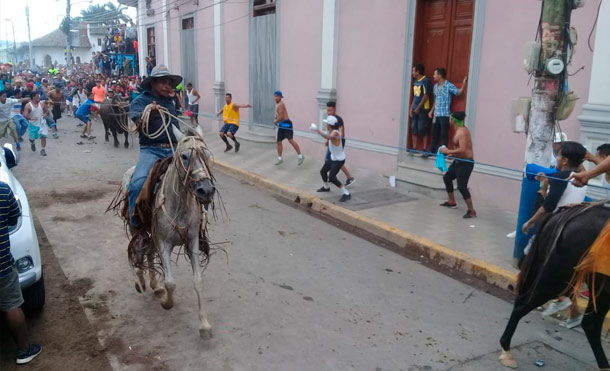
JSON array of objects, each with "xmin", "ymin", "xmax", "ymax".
[{"xmin": 140, "ymin": 64, "xmax": 182, "ymax": 92}]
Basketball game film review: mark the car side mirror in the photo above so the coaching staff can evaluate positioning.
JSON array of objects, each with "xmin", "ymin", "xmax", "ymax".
[{"xmin": 3, "ymin": 143, "xmax": 18, "ymax": 169}]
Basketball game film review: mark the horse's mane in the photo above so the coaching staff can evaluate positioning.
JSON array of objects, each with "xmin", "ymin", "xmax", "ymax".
[{"xmin": 516, "ymin": 203, "xmax": 600, "ymax": 296}]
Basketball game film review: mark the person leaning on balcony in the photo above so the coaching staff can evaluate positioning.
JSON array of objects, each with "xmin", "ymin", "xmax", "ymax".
[{"xmin": 428, "ymin": 68, "xmax": 467, "ymax": 154}]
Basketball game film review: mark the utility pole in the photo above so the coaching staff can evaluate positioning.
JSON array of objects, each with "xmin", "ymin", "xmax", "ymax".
[
  {"xmin": 65, "ymin": 0, "xmax": 72, "ymax": 69},
  {"xmin": 25, "ymin": 4, "xmax": 33, "ymax": 68},
  {"xmin": 11, "ymin": 20, "xmax": 16, "ymax": 65},
  {"xmin": 513, "ymin": 0, "xmax": 580, "ymax": 264}
]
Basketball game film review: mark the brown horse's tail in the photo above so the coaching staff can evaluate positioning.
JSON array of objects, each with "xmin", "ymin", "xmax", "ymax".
[{"xmin": 569, "ymin": 220, "xmax": 610, "ymax": 312}]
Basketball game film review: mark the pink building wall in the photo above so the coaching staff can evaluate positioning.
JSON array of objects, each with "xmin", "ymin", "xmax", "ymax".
[
  {"xmin": 471, "ymin": 0, "xmax": 596, "ymax": 209},
  {"xmin": 223, "ymin": 2, "xmax": 251, "ymax": 123}
]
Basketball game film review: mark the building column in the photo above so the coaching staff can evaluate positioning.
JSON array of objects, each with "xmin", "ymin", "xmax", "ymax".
[
  {"xmin": 579, "ymin": 0, "xmax": 610, "ymax": 198},
  {"xmin": 213, "ymin": 0, "xmax": 225, "ymax": 115},
  {"xmin": 138, "ymin": 0, "xmax": 147, "ymax": 76},
  {"xmin": 316, "ymin": 0, "xmax": 338, "ymax": 124},
  {"xmin": 162, "ymin": 0, "xmax": 170, "ymax": 68}
]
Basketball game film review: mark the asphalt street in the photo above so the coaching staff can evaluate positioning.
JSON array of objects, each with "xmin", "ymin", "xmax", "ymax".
[{"xmin": 0, "ymin": 116, "xmax": 604, "ymax": 370}]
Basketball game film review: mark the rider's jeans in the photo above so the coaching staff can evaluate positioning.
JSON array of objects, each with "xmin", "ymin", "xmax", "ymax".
[{"xmin": 128, "ymin": 146, "xmax": 173, "ymax": 227}]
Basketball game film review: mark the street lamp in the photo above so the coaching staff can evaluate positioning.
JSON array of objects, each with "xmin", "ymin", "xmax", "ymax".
[{"xmin": 4, "ymin": 19, "xmax": 16, "ymax": 65}]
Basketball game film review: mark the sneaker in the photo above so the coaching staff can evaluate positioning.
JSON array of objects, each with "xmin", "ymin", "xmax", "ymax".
[
  {"xmin": 580, "ymin": 290, "xmax": 590, "ymax": 299},
  {"xmin": 15, "ymin": 142, "xmax": 21, "ymax": 151},
  {"xmin": 16, "ymin": 344, "xmax": 42, "ymax": 365},
  {"xmin": 235, "ymin": 142, "xmax": 240, "ymax": 153},
  {"xmin": 421, "ymin": 153, "xmax": 430, "ymax": 159},
  {"xmin": 30, "ymin": 140, "xmax": 36, "ymax": 152},
  {"xmin": 40, "ymin": 149, "xmax": 47, "ymax": 157},
  {"xmin": 275, "ymin": 159, "xmax": 283, "ymax": 166},
  {"xmin": 339, "ymin": 194, "xmax": 351, "ymax": 202},
  {"xmin": 224, "ymin": 145, "xmax": 233, "ymax": 152},
  {"xmin": 297, "ymin": 156, "xmax": 304, "ymax": 166},
  {"xmin": 77, "ymin": 123, "xmax": 84, "ymax": 127},
  {"xmin": 439, "ymin": 201, "xmax": 457, "ymax": 209},
  {"xmin": 345, "ymin": 177, "xmax": 355, "ymax": 187},
  {"xmin": 87, "ymin": 135, "xmax": 96, "ymax": 140},
  {"xmin": 316, "ymin": 186, "xmax": 330, "ymax": 192},
  {"xmin": 562, "ymin": 314, "xmax": 584, "ymax": 329},
  {"xmin": 80, "ymin": 134, "xmax": 87, "ymax": 138},
  {"xmin": 542, "ymin": 297, "xmax": 572, "ymax": 316},
  {"xmin": 18, "ymin": 137, "xmax": 24, "ymax": 142},
  {"xmin": 52, "ymin": 132, "xmax": 59, "ymax": 139},
  {"xmin": 463, "ymin": 210, "xmax": 477, "ymax": 219}
]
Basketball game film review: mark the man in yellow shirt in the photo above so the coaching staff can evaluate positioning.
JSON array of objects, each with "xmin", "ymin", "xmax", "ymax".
[{"xmin": 216, "ymin": 93, "xmax": 251, "ymax": 152}]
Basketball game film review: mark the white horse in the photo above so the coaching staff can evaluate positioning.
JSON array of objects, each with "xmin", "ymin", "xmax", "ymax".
[{"xmin": 120, "ymin": 130, "xmax": 216, "ymax": 338}]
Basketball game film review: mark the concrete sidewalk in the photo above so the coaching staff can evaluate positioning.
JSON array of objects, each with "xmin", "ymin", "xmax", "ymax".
[{"xmin": 200, "ymin": 125, "xmax": 520, "ymax": 291}]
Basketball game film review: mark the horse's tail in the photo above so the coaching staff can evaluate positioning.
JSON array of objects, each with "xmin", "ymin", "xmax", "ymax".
[
  {"xmin": 516, "ymin": 215, "xmax": 554, "ymax": 295},
  {"xmin": 569, "ymin": 220, "xmax": 610, "ymax": 312},
  {"xmin": 516, "ymin": 203, "xmax": 597, "ymax": 296}
]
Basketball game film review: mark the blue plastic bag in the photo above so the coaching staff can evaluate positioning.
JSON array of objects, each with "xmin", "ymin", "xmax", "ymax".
[{"xmin": 436, "ymin": 147, "xmax": 448, "ymax": 172}]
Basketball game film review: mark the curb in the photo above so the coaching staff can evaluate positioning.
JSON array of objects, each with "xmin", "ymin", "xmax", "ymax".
[{"xmin": 214, "ymin": 159, "xmax": 519, "ymax": 293}]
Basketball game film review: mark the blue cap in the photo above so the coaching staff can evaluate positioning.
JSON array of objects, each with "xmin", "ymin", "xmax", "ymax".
[{"xmin": 274, "ymin": 90, "xmax": 283, "ymax": 97}]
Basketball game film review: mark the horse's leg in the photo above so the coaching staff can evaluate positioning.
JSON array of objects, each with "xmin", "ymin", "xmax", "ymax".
[
  {"xmin": 147, "ymin": 250, "xmax": 162, "ymax": 297},
  {"xmin": 129, "ymin": 229, "xmax": 146, "ymax": 293},
  {"xmin": 124, "ymin": 131, "xmax": 129, "ymax": 148},
  {"xmin": 499, "ymin": 290, "xmax": 556, "ymax": 368},
  {"xmin": 188, "ymin": 240, "xmax": 212, "ymax": 339},
  {"xmin": 581, "ymin": 276, "xmax": 610, "ymax": 370},
  {"xmin": 158, "ymin": 240, "xmax": 176, "ymax": 310},
  {"xmin": 112, "ymin": 127, "xmax": 120, "ymax": 148}
]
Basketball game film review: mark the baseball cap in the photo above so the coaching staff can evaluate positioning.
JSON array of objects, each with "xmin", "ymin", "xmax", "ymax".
[
  {"xmin": 323, "ymin": 115, "xmax": 338, "ymax": 126},
  {"xmin": 274, "ymin": 90, "xmax": 283, "ymax": 97},
  {"xmin": 26, "ymin": 82, "xmax": 34, "ymax": 88}
]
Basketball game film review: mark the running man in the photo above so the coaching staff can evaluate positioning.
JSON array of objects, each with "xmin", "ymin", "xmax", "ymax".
[
  {"xmin": 75, "ymin": 91, "xmax": 96, "ymax": 140},
  {"xmin": 439, "ymin": 111, "xmax": 476, "ymax": 218},
  {"xmin": 23, "ymin": 92, "xmax": 49, "ymax": 156},
  {"xmin": 186, "ymin": 83, "xmax": 200, "ymax": 127},
  {"xmin": 273, "ymin": 91, "xmax": 304, "ymax": 166},
  {"xmin": 216, "ymin": 93, "xmax": 251, "ymax": 153},
  {"xmin": 46, "ymin": 85, "xmax": 64, "ymax": 139},
  {"xmin": 0, "ymin": 91, "xmax": 25, "ymax": 150},
  {"xmin": 314, "ymin": 115, "xmax": 351, "ymax": 202},
  {"xmin": 71, "ymin": 83, "xmax": 88, "ymax": 123},
  {"xmin": 326, "ymin": 101, "xmax": 354, "ymax": 186}
]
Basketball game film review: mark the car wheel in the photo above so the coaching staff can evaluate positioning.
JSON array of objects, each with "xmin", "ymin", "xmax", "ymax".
[{"xmin": 22, "ymin": 273, "xmax": 45, "ymax": 311}]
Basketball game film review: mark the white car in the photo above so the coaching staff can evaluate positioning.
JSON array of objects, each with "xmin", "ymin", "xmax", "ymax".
[{"xmin": 1, "ymin": 143, "xmax": 45, "ymax": 310}]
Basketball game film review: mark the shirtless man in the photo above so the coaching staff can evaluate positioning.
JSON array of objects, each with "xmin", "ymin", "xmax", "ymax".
[
  {"xmin": 273, "ymin": 91, "xmax": 304, "ymax": 166},
  {"xmin": 46, "ymin": 85, "xmax": 63, "ymax": 138},
  {"xmin": 23, "ymin": 92, "xmax": 49, "ymax": 156},
  {"xmin": 439, "ymin": 111, "xmax": 476, "ymax": 218}
]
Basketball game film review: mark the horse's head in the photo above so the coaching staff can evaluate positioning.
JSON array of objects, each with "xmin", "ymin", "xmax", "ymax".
[{"xmin": 175, "ymin": 136, "xmax": 215, "ymax": 205}]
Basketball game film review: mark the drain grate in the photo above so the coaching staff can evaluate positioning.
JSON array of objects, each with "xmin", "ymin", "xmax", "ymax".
[{"xmin": 323, "ymin": 188, "xmax": 416, "ymax": 211}]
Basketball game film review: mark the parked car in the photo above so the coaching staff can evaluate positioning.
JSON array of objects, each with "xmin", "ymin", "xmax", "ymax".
[{"xmin": 1, "ymin": 143, "xmax": 45, "ymax": 310}]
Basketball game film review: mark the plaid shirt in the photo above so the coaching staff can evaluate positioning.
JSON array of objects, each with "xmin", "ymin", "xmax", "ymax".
[{"xmin": 433, "ymin": 81, "xmax": 459, "ymax": 117}]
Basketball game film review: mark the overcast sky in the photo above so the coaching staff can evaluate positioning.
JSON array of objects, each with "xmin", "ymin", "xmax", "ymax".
[{"xmin": 0, "ymin": 0, "xmax": 137, "ymax": 44}]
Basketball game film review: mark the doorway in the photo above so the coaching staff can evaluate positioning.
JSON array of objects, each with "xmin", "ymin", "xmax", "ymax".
[
  {"xmin": 181, "ymin": 16, "xmax": 197, "ymax": 90},
  {"xmin": 407, "ymin": 0, "xmax": 474, "ymax": 151}
]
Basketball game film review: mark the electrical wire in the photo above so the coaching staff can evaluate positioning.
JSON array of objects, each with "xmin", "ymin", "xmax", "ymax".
[{"xmin": 588, "ymin": 0, "xmax": 602, "ymax": 52}]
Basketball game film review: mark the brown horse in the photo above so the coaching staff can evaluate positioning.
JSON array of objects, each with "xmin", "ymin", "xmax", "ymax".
[{"xmin": 499, "ymin": 203, "xmax": 610, "ymax": 369}]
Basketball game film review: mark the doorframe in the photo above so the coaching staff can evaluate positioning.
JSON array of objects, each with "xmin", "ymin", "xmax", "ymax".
[
  {"xmin": 248, "ymin": 0, "xmax": 280, "ymax": 131},
  {"xmin": 398, "ymin": 0, "xmax": 486, "ymax": 162},
  {"xmin": 180, "ymin": 13, "xmax": 198, "ymax": 88}
]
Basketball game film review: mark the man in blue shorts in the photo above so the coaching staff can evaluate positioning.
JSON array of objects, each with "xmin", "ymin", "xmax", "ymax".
[
  {"xmin": 273, "ymin": 91, "xmax": 304, "ymax": 166},
  {"xmin": 216, "ymin": 93, "xmax": 251, "ymax": 153},
  {"xmin": 0, "ymin": 181, "xmax": 42, "ymax": 364},
  {"xmin": 409, "ymin": 64, "xmax": 431, "ymax": 156},
  {"xmin": 75, "ymin": 91, "xmax": 96, "ymax": 140}
]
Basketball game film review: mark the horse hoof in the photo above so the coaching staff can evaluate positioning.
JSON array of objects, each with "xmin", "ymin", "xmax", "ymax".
[
  {"xmin": 114, "ymin": 143, "xmax": 119, "ymax": 148},
  {"xmin": 199, "ymin": 328, "xmax": 213, "ymax": 339},
  {"xmin": 124, "ymin": 143, "xmax": 129, "ymax": 148},
  {"xmin": 499, "ymin": 350, "xmax": 518, "ymax": 368},
  {"xmin": 153, "ymin": 287, "xmax": 165, "ymax": 299},
  {"xmin": 161, "ymin": 300, "xmax": 174, "ymax": 310}
]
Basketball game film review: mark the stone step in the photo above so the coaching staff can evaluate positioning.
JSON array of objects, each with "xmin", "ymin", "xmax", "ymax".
[
  {"xmin": 390, "ymin": 157, "xmax": 447, "ymax": 199},
  {"xmin": 236, "ymin": 127, "xmax": 276, "ymax": 144}
]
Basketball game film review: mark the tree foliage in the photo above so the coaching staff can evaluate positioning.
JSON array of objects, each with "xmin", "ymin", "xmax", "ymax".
[{"xmin": 74, "ymin": 2, "xmax": 134, "ymax": 26}]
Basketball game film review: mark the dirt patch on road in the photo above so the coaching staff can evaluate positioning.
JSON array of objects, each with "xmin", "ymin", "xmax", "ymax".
[{"xmin": 29, "ymin": 188, "xmax": 113, "ymax": 208}]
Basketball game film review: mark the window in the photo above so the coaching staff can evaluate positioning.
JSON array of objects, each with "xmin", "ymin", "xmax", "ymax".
[
  {"xmin": 97, "ymin": 38, "xmax": 102, "ymax": 46},
  {"xmin": 147, "ymin": 27, "xmax": 156, "ymax": 57},
  {"xmin": 253, "ymin": 0, "xmax": 275, "ymax": 17},
  {"xmin": 182, "ymin": 17, "xmax": 194, "ymax": 30}
]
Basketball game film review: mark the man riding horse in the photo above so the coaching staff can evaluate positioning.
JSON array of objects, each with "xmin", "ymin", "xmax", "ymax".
[{"xmin": 128, "ymin": 64, "xmax": 183, "ymax": 228}]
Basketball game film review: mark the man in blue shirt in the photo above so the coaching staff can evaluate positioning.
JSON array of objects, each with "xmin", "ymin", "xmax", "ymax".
[
  {"xmin": 75, "ymin": 91, "xmax": 96, "ymax": 140},
  {"xmin": 0, "ymin": 182, "xmax": 42, "ymax": 364},
  {"xmin": 128, "ymin": 64, "xmax": 182, "ymax": 228},
  {"xmin": 428, "ymin": 67, "xmax": 467, "ymax": 154}
]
